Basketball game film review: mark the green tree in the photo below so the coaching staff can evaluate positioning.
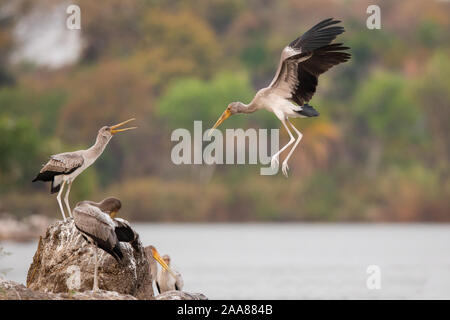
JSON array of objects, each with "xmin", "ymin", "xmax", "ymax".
[
  {"xmin": 351, "ymin": 71, "xmax": 423, "ymax": 176},
  {"xmin": 0, "ymin": 116, "xmax": 41, "ymax": 189},
  {"xmin": 414, "ymin": 51, "xmax": 450, "ymax": 168},
  {"xmin": 0, "ymin": 86, "xmax": 65, "ymax": 136},
  {"xmin": 135, "ymin": 9, "xmax": 221, "ymax": 90},
  {"xmin": 158, "ymin": 72, "xmax": 277, "ymax": 129}
]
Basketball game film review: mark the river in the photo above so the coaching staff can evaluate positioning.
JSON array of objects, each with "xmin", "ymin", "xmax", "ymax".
[{"xmin": 1, "ymin": 223, "xmax": 450, "ymax": 299}]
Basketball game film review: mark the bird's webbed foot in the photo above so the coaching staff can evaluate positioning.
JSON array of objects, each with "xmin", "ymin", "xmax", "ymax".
[{"xmin": 282, "ymin": 161, "xmax": 290, "ymax": 177}]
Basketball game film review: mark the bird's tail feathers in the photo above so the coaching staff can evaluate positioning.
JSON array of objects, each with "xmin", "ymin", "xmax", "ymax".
[
  {"xmin": 296, "ymin": 104, "xmax": 320, "ymax": 117},
  {"xmin": 50, "ymin": 177, "xmax": 63, "ymax": 194},
  {"xmin": 112, "ymin": 243, "xmax": 124, "ymax": 263}
]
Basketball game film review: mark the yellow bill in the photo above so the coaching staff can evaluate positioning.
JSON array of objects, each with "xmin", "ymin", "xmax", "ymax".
[
  {"xmin": 208, "ymin": 109, "xmax": 231, "ymax": 137},
  {"xmin": 151, "ymin": 247, "xmax": 177, "ymax": 279},
  {"xmin": 110, "ymin": 118, "xmax": 138, "ymax": 134}
]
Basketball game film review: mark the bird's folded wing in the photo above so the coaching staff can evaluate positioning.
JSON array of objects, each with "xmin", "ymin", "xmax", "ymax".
[
  {"xmin": 175, "ymin": 271, "xmax": 184, "ymax": 291},
  {"xmin": 113, "ymin": 218, "xmax": 138, "ymax": 242},
  {"xmin": 40, "ymin": 152, "xmax": 84, "ymax": 173},
  {"xmin": 73, "ymin": 205, "xmax": 116, "ymax": 242}
]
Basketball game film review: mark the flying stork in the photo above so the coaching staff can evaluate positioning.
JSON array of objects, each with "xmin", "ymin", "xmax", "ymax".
[
  {"xmin": 210, "ymin": 18, "xmax": 351, "ymax": 177},
  {"xmin": 32, "ymin": 118, "xmax": 137, "ymax": 221}
]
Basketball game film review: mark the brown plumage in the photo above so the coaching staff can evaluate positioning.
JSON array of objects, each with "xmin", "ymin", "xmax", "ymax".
[
  {"xmin": 73, "ymin": 197, "xmax": 138, "ymax": 291},
  {"xmin": 32, "ymin": 152, "xmax": 84, "ymax": 193}
]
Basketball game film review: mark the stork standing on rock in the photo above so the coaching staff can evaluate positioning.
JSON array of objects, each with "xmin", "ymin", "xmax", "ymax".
[
  {"xmin": 210, "ymin": 18, "xmax": 350, "ymax": 177},
  {"xmin": 72, "ymin": 197, "xmax": 138, "ymax": 291},
  {"xmin": 32, "ymin": 119, "xmax": 137, "ymax": 221}
]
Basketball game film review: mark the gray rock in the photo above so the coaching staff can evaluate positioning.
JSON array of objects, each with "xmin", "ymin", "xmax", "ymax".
[
  {"xmin": 17, "ymin": 218, "xmax": 207, "ymax": 300},
  {"xmin": 155, "ymin": 290, "xmax": 208, "ymax": 300},
  {"xmin": 0, "ymin": 279, "xmax": 136, "ymax": 300},
  {"xmin": 26, "ymin": 219, "xmax": 153, "ymax": 299}
]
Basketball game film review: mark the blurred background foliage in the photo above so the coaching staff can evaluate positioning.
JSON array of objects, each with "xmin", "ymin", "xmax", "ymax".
[{"xmin": 0, "ymin": 0, "xmax": 448, "ymax": 221}]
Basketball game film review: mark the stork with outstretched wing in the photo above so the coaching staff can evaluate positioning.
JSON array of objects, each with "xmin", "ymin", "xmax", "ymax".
[{"xmin": 210, "ymin": 18, "xmax": 350, "ymax": 177}]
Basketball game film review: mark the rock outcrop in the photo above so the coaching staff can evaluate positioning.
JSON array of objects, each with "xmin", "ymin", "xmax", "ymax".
[
  {"xmin": 21, "ymin": 219, "xmax": 208, "ymax": 300},
  {"xmin": 0, "ymin": 279, "xmax": 137, "ymax": 300},
  {"xmin": 1, "ymin": 279, "xmax": 207, "ymax": 300},
  {"xmin": 26, "ymin": 219, "xmax": 153, "ymax": 299},
  {"xmin": 155, "ymin": 290, "xmax": 208, "ymax": 300}
]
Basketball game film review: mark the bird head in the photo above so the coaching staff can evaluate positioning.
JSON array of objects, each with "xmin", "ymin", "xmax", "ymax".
[
  {"xmin": 98, "ymin": 197, "xmax": 122, "ymax": 218},
  {"xmin": 98, "ymin": 126, "xmax": 113, "ymax": 140},
  {"xmin": 209, "ymin": 102, "xmax": 240, "ymax": 137},
  {"xmin": 149, "ymin": 246, "xmax": 177, "ymax": 278},
  {"xmin": 162, "ymin": 254, "xmax": 171, "ymax": 266},
  {"xmin": 99, "ymin": 118, "xmax": 137, "ymax": 139}
]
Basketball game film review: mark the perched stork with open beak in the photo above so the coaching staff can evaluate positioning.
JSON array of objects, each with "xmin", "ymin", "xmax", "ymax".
[
  {"xmin": 32, "ymin": 119, "xmax": 137, "ymax": 221},
  {"xmin": 209, "ymin": 18, "xmax": 350, "ymax": 177}
]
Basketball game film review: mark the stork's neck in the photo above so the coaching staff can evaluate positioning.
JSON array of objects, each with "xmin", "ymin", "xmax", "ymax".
[
  {"xmin": 86, "ymin": 134, "xmax": 111, "ymax": 163},
  {"xmin": 237, "ymin": 101, "xmax": 258, "ymax": 114}
]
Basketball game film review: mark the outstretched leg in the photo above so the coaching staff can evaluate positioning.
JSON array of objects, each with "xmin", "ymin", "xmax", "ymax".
[
  {"xmin": 93, "ymin": 246, "xmax": 99, "ymax": 292},
  {"xmin": 64, "ymin": 181, "xmax": 73, "ymax": 218},
  {"xmin": 56, "ymin": 180, "xmax": 66, "ymax": 221},
  {"xmin": 271, "ymin": 118, "xmax": 295, "ymax": 170},
  {"xmin": 281, "ymin": 119, "xmax": 303, "ymax": 177}
]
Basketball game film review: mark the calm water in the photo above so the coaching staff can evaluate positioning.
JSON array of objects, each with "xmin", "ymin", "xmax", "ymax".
[{"xmin": 1, "ymin": 223, "xmax": 450, "ymax": 299}]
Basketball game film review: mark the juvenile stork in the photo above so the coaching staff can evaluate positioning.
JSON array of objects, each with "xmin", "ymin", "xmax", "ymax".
[
  {"xmin": 210, "ymin": 18, "xmax": 351, "ymax": 177},
  {"xmin": 73, "ymin": 197, "xmax": 137, "ymax": 291},
  {"xmin": 32, "ymin": 119, "xmax": 137, "ymax": 220},
  {"xmin": 145, "ymin": 245, "xmax": 178, "ymax": 293},
  {"xmin": 156, "ymin": 254, "xmax": 184, "ymax": 293}
]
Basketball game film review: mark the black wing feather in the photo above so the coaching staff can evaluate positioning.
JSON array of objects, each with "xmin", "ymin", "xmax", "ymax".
[
  {"xmin": 289, "ymin": 18, "xmax": 344, "ymax": 52},
  {"xmin": 33, "ymin": 166, "xmax": 80, "ymax": 194},
  {"xmin": 291, "ymin": 43, "xmax": 350, "ymax": 105},
  {"xmin": 32, "ymin": 170, "xmax": 59, "ymax": 182},
  {"xmin": 76, "ymin": 226, "xmax": 123, "ymax": 262},
  {"xmin": 271, "ymin": 19, "xmax": 350, "ymax": 106},
  {"xmin": 292, "ymin": 69, "xmax": 318, "ymax": 105},
  {"xmin": 115, "ymin": 226, "xmax": 136, "ymax": 243}
]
